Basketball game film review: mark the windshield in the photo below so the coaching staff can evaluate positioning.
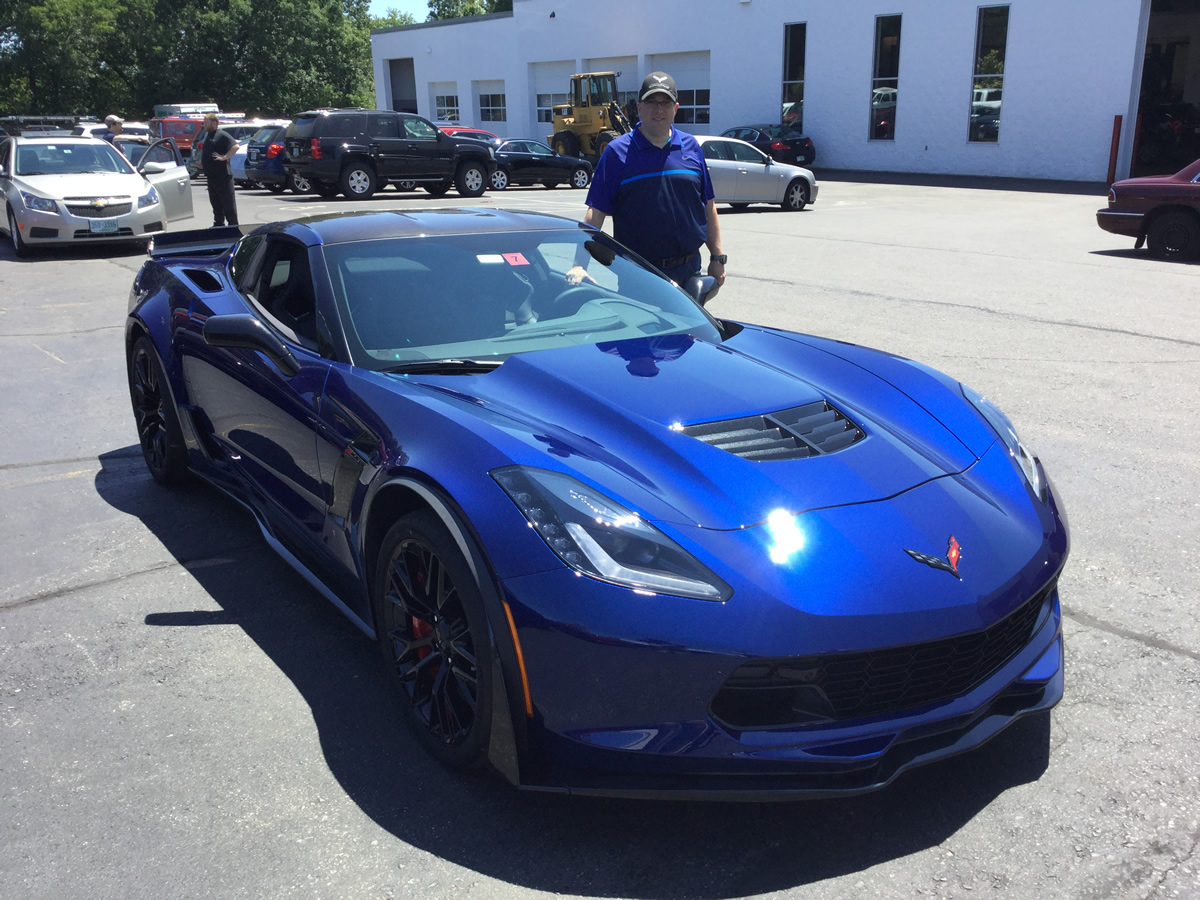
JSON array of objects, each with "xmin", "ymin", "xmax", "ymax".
[
  {"xmin": 15, "ymin": 141, "xmax": 134, "ymax": 176},
  {"xmin": 323, "ymin": 229, "xmax": 723, "ymax": 371},
  {"xmin": 762, "ymin": 124, "xmax": 804, "ymax": 140}
]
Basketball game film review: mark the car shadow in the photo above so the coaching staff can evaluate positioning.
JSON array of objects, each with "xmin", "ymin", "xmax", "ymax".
[
  {"xmin": 1089, "ymin": 247, "xmax": 1199, "ymax": 264},
  {"xmin": 94, "ymin": 446, "xmax": 1053, "ymax": 898}
]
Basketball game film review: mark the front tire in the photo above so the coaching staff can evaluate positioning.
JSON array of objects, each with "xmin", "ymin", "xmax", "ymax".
[
  {"xmin": 489, "ymin": 168, "xmax": 510, "ymax": 190},
  {"xmin": 594, "ymin": 129, "xmax": 619, "ymax": 159},
  {"xmin": 7, "ymin": 207, "xmax": 30, "ymax": 258},
  {"xmin": 340, "ymin": 161, "xmax": 378, "ymax": 200},
  {"xmin": 455, "ymin": 162, "xmax": 487, "ymax": 197},
  {"xmin": 782, "ymin": 179, "xmax": 809, "ymax": 211},
  {"xmin": 374, "ymin": 511, "xmax": 492, "ymax": 769},
  {"xmin": 1147, "ymin": 211, "xmax": 1200, "ymax": 261},
  {"xmin": 127, "ymin": 336, "xmax": 189, "ymax": 486}
]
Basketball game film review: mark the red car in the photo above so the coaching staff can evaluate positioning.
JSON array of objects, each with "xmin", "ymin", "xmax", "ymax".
[
  {"xmin": 437, "ymin": 125, "xmax": 499, "ymax": 143},
  {"xmin": 1097, "ymin": 157, "xmax": 1200, "ymax": 261}
]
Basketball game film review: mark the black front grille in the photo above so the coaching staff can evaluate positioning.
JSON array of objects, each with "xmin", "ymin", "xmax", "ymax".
[
  {"xmin": 711, "ymin": 580, "xmax": 1055, "ymax": 730},
  {"xmin": 680, "ymin": 401, "xmax": 865, "ymax": 461},
  {"xmin": 67, "ymin": 201, "xmax": 132, "ymax": 218},
  {"xmin": 73, "ymin": 227, "xmax": 135, "ymax": 239}
]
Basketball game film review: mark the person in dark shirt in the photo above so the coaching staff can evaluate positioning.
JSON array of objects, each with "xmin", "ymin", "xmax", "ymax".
[
  {"xmin": 100, "ymin": 114, "xmax": 123, "ymax": 144},
  {"xmin": 567, "ymin": 71, "xmax": 725, "ymax": 294},
  {"xmin": 200, "ymin": 113, "xmax": 239, "ymax": 227}
]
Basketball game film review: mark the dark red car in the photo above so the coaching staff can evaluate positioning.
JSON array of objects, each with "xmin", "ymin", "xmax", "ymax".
[{"xmin": 1097, "ymin": 157, "xmax": 1200, "ymax": 261}]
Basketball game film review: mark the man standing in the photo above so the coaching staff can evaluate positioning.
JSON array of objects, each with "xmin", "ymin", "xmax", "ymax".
[
  {"xmin": 100, "ymin": 115, "xmax": 123, "ymax": 144},
  {"xmin": 200, "ymin": 113, "xmax": 239, "ymax": 227},
  {"xmin": 568, "ymin": 71, "xmax": 725, "ymax": 292}
]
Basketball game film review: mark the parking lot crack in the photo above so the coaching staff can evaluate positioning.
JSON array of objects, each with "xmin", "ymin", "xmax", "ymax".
[
  {"xmin": 1062, "ymin": 604, "xmax": 1200, "ymax": 664},
  {"xmin": 0, "ymin": 548, "xmax": 248, "ymax": 614}
]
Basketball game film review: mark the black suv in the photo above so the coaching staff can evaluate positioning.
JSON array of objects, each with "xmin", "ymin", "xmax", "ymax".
[{"xmin": 283, "ymin": 109, "xmax": 495, "ymax": 200}]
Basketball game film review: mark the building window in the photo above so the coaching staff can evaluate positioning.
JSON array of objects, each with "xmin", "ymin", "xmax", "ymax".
[
  {"xmin": 434, "ymin": 95, "xmax": 459, "ymax": 122},
  {"xmin": 969, "ymin": 6, "xmax": 1009, "ymax": 143},
  {"xmin": 675, "ymin": 89, "xmax": 710, "ymax": 125},
  {"xmin": 537, "ymin": 92, "xmax": 568, "ymax": 124},
  {"xmin": 480, "ymin": 93, "xmax": 507, "ymax": 122},
  {"xmin": 782, "ymin": 23, "xmax": 806, "ymax": 130},
  {"xmin": 870, "ymin": 15, "xmax": 902, "ymax": 140}
]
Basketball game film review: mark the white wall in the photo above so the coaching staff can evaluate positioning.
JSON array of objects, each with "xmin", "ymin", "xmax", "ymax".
[{"xmin": 371, "ymin": 0, "xmax": 1150, "ymax": 181}]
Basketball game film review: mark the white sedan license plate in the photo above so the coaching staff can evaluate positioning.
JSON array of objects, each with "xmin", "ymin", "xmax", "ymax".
[
  {"xmin": 249, "ymin": 150, "xmax": 259, "ymax": 161},
  {"xmin": 89, "ymin": 219, "xmax": 118, "ymax": 234}
]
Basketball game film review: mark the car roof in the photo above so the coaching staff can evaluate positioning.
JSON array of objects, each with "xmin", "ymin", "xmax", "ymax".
[
  {"xmin": 267, "ymin": 208, "xmax": 584, "ymax": 246},
  {"xmin": 10, "ymin": 134, "xmax": 105, "ymax": 145}
]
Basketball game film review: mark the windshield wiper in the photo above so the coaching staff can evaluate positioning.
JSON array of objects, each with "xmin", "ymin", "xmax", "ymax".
[{"xmin": 382, "ymin": 358, "xmax": 504, "ymax": 375}]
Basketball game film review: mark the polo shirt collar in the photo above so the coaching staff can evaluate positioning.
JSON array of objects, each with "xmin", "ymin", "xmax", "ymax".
[{"xmin": 631, "ymin": 125, "xmax": 683, "ymax": 151}]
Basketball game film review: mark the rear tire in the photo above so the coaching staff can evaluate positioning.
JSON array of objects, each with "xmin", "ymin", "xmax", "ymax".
[
  {"xmin": 373, "ymin": 510, "xmax": 492, "ymax": 769},
  {"xmin": 782, "ymin": 179, "xmax": 809, "ymax": 211},
  {"xmin": 489, "ymin": 168, "xmax": 510, "ymax": 190},
  {"xmin": 127, "ymin": 336, "xmax": 190, "ymax": 486},
  {"xmin": 455, "ymin": 161, "xmax": 487, "ymax": 197},
  {"xmin": 570, "ymin": 166, "xmax": 590, "ymax": 189},
  {"xmin": 287, "ymin": 172, "xmax": 313, "ymax": 194},
  {"xmin": 552, "ymin": 131, "xmax": 580, "ymax": 158},
  {"xmin": 1147, "ymin": 211, "xmax": 1200, "ymax": 261},
  {"xmin": 340, "ymin": 161, "xmax": 378, "ymax": 200}
]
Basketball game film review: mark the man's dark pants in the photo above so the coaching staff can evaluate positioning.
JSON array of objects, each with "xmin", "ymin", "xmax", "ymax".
[
  {"xmin": 660, "ymin": 253, "xmax": 702, "ymax": 288},
  {"xmin": 206, "ymin": 174, "xmax": 238, "ymax": 227}
]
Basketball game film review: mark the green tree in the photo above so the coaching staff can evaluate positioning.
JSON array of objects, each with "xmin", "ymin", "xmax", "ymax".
[
  {"xmin": 370, "ymin": 6, "xmax": 416, "ymax": 28},
  {"xmin": 426, "ymin": 0, "xmax": 509, "ymax": 21}
]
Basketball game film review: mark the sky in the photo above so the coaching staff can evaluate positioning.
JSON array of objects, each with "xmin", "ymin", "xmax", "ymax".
[{"xmin": 369, "ymin": 0, "xmax": 429, "ymax": 23}]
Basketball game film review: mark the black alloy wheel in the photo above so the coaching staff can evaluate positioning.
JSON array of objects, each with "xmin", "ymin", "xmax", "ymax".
[
  {"xmin": 374, "ymin": 511, "xmax": 492, "ymax": 768},
  {"xmin": 127, "ymin": 336, "xmax": 189, "ymax": 485},
  {"xmin": 1147, "ymin": 211, "xmax": 1200, "ymax": 261}
]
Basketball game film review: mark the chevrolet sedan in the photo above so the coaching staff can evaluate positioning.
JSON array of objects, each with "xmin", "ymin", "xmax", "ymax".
[{"xmin": 1, "ymin": 135, "xmax": 193, "ymax": 257}]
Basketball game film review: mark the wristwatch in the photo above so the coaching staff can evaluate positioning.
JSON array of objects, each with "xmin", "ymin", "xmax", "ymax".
[{"xmin": 711, "ymin": 254, "xmax": 728, "ymax": 265}]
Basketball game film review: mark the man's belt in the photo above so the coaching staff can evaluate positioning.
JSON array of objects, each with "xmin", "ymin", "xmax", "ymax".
[{"xmin": 658, "ymin": 250, "xmax": 700, "ymax": 269}]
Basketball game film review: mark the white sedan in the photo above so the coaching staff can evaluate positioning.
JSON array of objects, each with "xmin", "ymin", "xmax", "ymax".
[
  {"xmin": 1, "ymin": 135, "xmax": 193, "ymax": 257},
  {"xmin": 696, "ymin": 134, "xmax": 818, "ymax": 211}
]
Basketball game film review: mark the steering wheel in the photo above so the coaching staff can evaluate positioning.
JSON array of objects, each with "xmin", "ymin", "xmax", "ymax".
[{"xmin": 553, "ymin": 284, "xmax": 608, "ymax": 313}]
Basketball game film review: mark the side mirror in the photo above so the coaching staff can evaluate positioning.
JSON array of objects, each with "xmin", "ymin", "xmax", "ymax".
[
  {"xmin": 203, "ymin": 314, "xmax": 300, "ymax": 377},
  {"xmin": 683, "ymin": 275, "xmax": 718, "ymax": 306},
  {"xmin": 140, "ymin": 161, "xmax": 168, "ymax": 174}
]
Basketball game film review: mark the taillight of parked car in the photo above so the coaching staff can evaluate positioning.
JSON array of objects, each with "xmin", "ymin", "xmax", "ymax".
[
  {"xmin": 310, "ymin": 139, "xmax": 322, "ymax": 160},
  {"xmin": 267, "ymin": 143, "xmax": 283, "ymax": 159},
  {"xmin": 770, "ymin": 141, "xmax": 789, "ymax": 152}
]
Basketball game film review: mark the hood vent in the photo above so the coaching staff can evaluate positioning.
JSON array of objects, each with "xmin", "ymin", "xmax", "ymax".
[{"xmin": 680, "ymin": 401, "xmax": 865, "ymax": 461}]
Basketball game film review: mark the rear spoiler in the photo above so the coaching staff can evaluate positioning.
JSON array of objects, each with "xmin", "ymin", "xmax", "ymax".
[{"xmin": 149, "ymin": 225, "xmax": 246, "ymax": 259}]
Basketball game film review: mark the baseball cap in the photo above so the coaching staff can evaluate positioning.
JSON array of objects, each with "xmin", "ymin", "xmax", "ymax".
[
  {"xmin": 105, "ymin": 114, "xmax": 124, "ymax": 126},
  {"xmin": 639, "ymin": 72, "xmax": 678, "ymax": 103}
]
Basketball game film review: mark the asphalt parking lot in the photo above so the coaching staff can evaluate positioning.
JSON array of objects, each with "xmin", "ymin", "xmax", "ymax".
[{"xmin": 2, "ymin": 175, "xmax": 1198, "ymax": 900}]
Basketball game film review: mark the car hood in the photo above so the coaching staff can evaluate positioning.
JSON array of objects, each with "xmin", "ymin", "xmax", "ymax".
[
  {"xmin": 409, "ymin": 327, "xmax": 993, "ymax": 529},
  {"xmin": 17, "ymin": 172, "xmax": 147, "ymax": 199}
]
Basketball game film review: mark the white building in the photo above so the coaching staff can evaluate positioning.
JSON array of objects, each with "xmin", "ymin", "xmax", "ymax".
[{"xmin": 371, "ymin": 0, "xmax": 1200, "ymax": 182}]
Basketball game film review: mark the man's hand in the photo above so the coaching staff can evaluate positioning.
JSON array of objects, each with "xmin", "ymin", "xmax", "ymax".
[
  {"xmin": 565, "ymin": 265, "xmax": 597, "ymax": 287},
  {"xmin": 707, "ymin": 257, "xmax": 726, "ymax": 286}
]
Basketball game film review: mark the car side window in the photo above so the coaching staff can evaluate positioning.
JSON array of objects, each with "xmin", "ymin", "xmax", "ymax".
[
  {"xmin": 0, "ymin": 140, "xmax": 10, "ymax": 173},
  {"xmin": 730, "ymin": 142, "xmax": 767, "ymax": 164},
  {"xmin": 251, "ymin": 238, "xmax": 318, "ymax": 347},
  {"xmin": 702, "ymin": 141, "xmax": 731, "ymax": 162},
  {"xmin": 402, "ymin": 117, "xmax": 437, "ymax": 140},
  {"xmin": 505, "ymin": 141, "xmax": 528, "ymax": 153},
  {"xmin": 368, "ymin": 114, "xmax": 399, "ymax": 139},
  {"xmin": 229, "ymin": 234, "xmax": 266, "ymax": 291},
  {"xmin": 529, "ymin": 143, "xmax": 553, "ymax": 156}
]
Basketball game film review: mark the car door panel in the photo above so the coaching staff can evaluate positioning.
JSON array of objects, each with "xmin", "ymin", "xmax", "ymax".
[
  {"xmin": 701, "ymin": 140, "xmax": 738, "ymax": 201},
  {"xmin": 140, "ymin": 139, "xmax": 193, "ymax": 222}
]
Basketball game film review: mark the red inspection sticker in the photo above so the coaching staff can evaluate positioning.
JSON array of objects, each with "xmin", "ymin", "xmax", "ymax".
[{"xmin": 502, "ymin": 252, "xmax": 530, "ymax": 266}]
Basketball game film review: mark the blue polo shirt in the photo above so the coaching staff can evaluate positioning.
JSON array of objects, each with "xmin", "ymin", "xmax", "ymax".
[{"xmin": 585, "ymin": 126, "xmax": 714, "ymax": 265}]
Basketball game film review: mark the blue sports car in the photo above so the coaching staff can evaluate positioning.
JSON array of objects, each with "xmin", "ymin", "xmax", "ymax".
[{"xmin": 125, "ymin": 210, "xmax": 1067, "ymax": 799}]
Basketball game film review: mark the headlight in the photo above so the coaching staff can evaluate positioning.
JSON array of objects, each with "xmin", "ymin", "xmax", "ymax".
[
  {"xmin": 492, "ymin": 467, "xmax": 732, "ymax": 601},
  {"xmin": 19, "ymin": 192, "xmax": 57, "ymax": 214},
  {"xmin": 138, "ymin": 186, "xmax": 160, "ymax": 209},
  {"xmin": 962, "ymin": 384, "xmax": 1045, "ymax": 501}
]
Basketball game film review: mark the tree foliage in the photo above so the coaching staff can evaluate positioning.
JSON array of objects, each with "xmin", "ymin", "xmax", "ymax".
[
  {"xmin": 426, "ymin": 0, "xmax": 509, "ymax": 21},
  {"xmin": 0, "ymin": 0, "xmax": 378, "ymax": 117},
  {"xmin": 370, "ymin": 7, "xmax": 416, "ymax": 29}
]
